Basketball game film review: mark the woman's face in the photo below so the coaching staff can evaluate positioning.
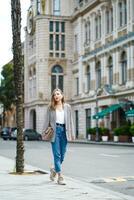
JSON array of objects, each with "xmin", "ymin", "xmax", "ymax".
[{"xmin": 53, "ymin": 90, "xmax": 63, "ymax": 103}]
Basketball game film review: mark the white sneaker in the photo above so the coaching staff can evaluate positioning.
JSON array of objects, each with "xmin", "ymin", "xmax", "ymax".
[
  {"xmin": 57, "ymin": 176, "xmax": 66, "ymax": 185},
  {"xmin": 50, "ymin": 168, "xmax": 56, "ymax": 181}
]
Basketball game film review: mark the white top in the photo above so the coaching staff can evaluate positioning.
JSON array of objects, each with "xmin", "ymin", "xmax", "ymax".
[{"xmin": 56, "ymin": 109, "xmax": 65, "ymax": 124}]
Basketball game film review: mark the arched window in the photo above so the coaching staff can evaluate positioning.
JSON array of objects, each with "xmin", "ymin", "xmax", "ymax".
[
  {"xmin": 121, "ymin": 51, "xmax": 127, "ymax": 84},
  {"xmin": 118, "ymin": 0, "xmax": 127, "ymax": 27},
  {"xmin": 51, "ymin": 65, "xmax": 63, "ymax": 92},
  {"xmin": 96, "ymin": 61, "xmax": 101, "ymax": 89},
  {"xmin": 119, "ymin": 1, "xmax": 123, "ymax": 27},
  {"xmin": 29, "ymin": 68, "xmax": 32, "ymax": 78},
  {"xmin": 86, "ymin": 65, "xmax": 91, "ymax": 92},
  {"xmin": 106, "ymin": 7, "xmax": 113, "ymax": 34},
  {"xmin": 85, "ymin": 23, "xmax": 88, "ymax": 44},
  {"xmin": 37, "ymin": 0, "xmax": 41, "ymax": 15},
  {"xmin": 108, "ymin": 57, "xmax": 113, "ymax": 85},
  {"xmin": 88, "ymin": 21, "xmax": 91, "ymax": 41},
  {"xmin": 33, "ymin": 67, "xmax": 36, "ymax": 76},
  {"xmin": 95, "ymin": 15, "xmax": 101, "ymax": 39},
  {"xmin": 95, "ymin": 17, "xmax": 98, "ymax": 39}
]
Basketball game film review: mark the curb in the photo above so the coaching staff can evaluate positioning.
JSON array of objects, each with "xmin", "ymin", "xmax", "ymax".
[{"xmin": 69, "ymin": 140, "xmax": 134, "ymax": 147}]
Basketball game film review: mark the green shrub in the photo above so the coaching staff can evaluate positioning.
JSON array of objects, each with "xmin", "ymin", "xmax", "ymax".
[
  {"xmin": 87, "ymin": 127, "xmax": 101, "ymax": 135},
  {"xmin": 100, "ymin": 127, "xmax": 109, "ymax": 136},
  {"xmin": 87, "ymin": 128, "xmax": 96, "ymax": 135},
  {"xmin": 113, "ymin": 127, "xmax": 121, "ymax": 136},
  {"xmin": 113, "ymin": 125, "xmax": 130, "ymax": 136},
  {"xmin": 130, "ymin": 125, "xmax": 134, "ymax": 136}
]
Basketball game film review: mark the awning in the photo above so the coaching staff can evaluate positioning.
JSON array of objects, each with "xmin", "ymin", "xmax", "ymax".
[
  {"xmin": 125, "ymin": 109, "xmax": 134, "ymax": 117},
  {"xmin": 93, "ymin": 104, "xmax": 121, "ymax": 119}
]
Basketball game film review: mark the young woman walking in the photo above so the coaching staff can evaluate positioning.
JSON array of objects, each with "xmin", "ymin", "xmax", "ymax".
[{"xmin": 43, "ymin": 88, "xmax": 75, "ymax": 185}]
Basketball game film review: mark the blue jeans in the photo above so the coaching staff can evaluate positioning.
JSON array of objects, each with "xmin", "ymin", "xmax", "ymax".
[{"xmin": 51, "ymin": 125, "xmax": 67, "ymax": 173}]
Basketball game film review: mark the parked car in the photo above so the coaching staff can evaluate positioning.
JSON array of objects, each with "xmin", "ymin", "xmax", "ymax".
[
  {"xmin": 11, "ymin": 128, "xmax": 17, "ymax": 140},
  {"xmin": 11, "ymin": 128, "xmax": 42, "ymax": 141},
  {"xmin": 1, "ymin": 127, "xmax": 12, "ymax": 140},
  {"xmin": 23, "ymin": 129, "xmax": 42, "ymax": 141}
]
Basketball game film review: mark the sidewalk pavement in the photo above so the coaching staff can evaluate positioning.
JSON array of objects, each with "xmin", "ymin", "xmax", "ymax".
[
  {"xmin": 0, "ymin": 156, "xmax": 133, "ymax": 200},
  {"xmin": 70, "ymin": 139, "xmax": 134, "ymax": 147}
]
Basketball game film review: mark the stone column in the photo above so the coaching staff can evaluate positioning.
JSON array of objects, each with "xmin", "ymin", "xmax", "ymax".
[
  {"xmin": 91, "ymin": 58, "xmax": 96, "ymax": 90},
  {"xmin": 100, "ymin": 5, "xmax": 106, "ymax": 45},
  {"xmin": 112, "ymin": 0, "xmax": 118, "ymax": 38},
  {"xmin": 117, "ymin": 48, "xmax": 121, "ymax": 85},
  {"xmin": 78, "ymin": 56, "xmax": 83, "ymax": 95},
  {"xmin": 130, "ymin": 42, "xmax": 134, "ymax": 81},
  {"xmin": 103, "ymin": 55, "xmax": 107, "ymax": 85},
  {"xmin": 129, "ymin": 0, "xmax": 134, "ymax": 31},
  {"xmin": 90, "ymin": 12, "xmax": 96, "ymax": 49},
  {"xmin": 112, "ymin": 50, "xmax": 116, "ymax": 84}
]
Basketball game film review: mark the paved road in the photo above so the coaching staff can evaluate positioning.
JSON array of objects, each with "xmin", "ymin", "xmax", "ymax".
[{"xmin": 0, "ymin": 139, "xmax": 134, "ymax": 197}]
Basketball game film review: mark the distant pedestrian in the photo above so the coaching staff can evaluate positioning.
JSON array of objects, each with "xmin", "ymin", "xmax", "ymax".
[{"xmin": 42, "ymin": 88, "xmax": 75, "ymax": 185}]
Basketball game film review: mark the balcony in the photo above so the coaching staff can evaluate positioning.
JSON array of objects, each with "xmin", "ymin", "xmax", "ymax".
[{"xmin": 74, "ymin": 0, "xmax": 96, "ymax": 14}]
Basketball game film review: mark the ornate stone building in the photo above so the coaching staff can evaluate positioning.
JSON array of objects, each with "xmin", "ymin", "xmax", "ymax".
[{"xmin": 24, "ymin": 0, "xmax": 134, "ymax": 139}]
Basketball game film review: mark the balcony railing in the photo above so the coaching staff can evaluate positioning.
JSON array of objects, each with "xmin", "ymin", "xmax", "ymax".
[{"xmin": 74, "ymin": 0, "xmax": 96, "ymax": 13}]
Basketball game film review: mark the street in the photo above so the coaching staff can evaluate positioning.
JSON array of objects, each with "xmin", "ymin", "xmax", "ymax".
[{"xmin": 0, "ymin": 139, "xmax": 134, "ymax": 198}]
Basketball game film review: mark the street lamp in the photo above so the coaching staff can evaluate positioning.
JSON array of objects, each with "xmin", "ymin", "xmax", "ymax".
[
  {"xmin": 95, "ymin": 88, "xmax": 100, "ymax": 142},
  {"xmin": 95, "ymin": 94, "xmax": 99, "ymax": 141}
]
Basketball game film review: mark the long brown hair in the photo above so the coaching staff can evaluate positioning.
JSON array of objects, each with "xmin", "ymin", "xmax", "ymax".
[{"xmin": 49, "ymin": 88, "xmax": 65, "ymax": 110}]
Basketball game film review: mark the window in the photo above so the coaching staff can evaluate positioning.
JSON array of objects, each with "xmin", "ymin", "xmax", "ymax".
[
  {"xmin": 95, "ymin": 15, "xmax": 101, "ymax": 40},
  {"xmin": 28, "ymin": 67, "xmax": 36, "ymax": 99},
  {"xmin": 37, "ymin": 0, "xmax": 41, "ymax": 15},
  {"xmin": 74, "ymin": 34, "xmax": 78, "ymax": 53},
  {"xmin": 88, "ymin": 22, "xmax": 91, "ymax": 41},
  {"xmin": 61, "ymin": 35, "xmax": 65, "ymax": 51},
  {"xmin": 49, "ymin": 34, "xmax": 53, "ymax": 50},
  {"xmin": 49, "ymin": 21, "xmax": 53, "ymax": 32},
  {"xmin": 108, "ymin": 57, "xmax": 113, "ymax": 85},
  {"xmin": 96, "ymin": 61, "xmax": 101, "ymax": 88},
  {"xmin": 55, "ymin": 35, "xmax": 59, "ymax": 50},
  {"xmin": 56, "ymin": 21, "xmax": 59, "ymax": 32},
  {"xmin": 124, "ymin": 0, "xmax": 127, "ymax": 25},
  {"xmin": 29, "ymin": 69, "xmax": 32, "ymax": 78},
  {"xmin": 111, "ymin": 8, "xmax": 113, "ymax": 31},
  {"xmin": 86, "ymin": 65, "xmax": 91, "ymax": 92},
  {"xmin": 99, "ymin": 15, "xmax": 101, "ymax": 38},
  {"xmin": 76, "ymin": 77, "xmax": 79, "ymax": 96},
  {"xmin": 85, "ymin": 23, "xmax": 88, "ymax": 43},
  {"xmin": 95, "ymin": 17, "xmax": 98, "ymax": 39},
  {"xmin": 61, "ymin": 22, "xmax": 65, "ymax": 32},
  {"xmin": 53, "ymin": 0, "xmax": 60, "ymax": 16},
  {"xmin": 106, "ymin": 10, "xmax": 110, "ymax": 34},
  {"xmin": 75, "ymin": 110, "xmax": 79, "ymax": 139},
  {"xmin": 61, "ymin": 53, "xmax": 65, "ymax": 58},
  {"xmin": 51, "ymin": 65, "xmax": 63, "ymax": 92},
  {"xmin": 86, "ymin": 109, "xmax": 91, "ymax": 139},
  {"xmin": 106, "ymin": 8, "xmax": 113, "ymax": 34},
  {"xmin": 121, "ymin": 51, "xmax": 127, "ymax": 84},
  {"xmin": 33, "ymin": 68, "xmax": 36, "ymax": 76},
  {"xmin": 49, "ymin": 21, "xmax": 65, "ymax": 56},
  {"xmin": 119, "ymin": 2, "xmax": 123, "ymax": 27},
  {"xmin": 118, "ymin": 0, "xmax": 127, "ymax": 27}
]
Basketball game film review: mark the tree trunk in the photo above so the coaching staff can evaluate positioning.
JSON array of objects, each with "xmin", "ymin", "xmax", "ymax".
[{"xmin": 11, "ymin": 0, "xmax": 24, "ymax": 173}]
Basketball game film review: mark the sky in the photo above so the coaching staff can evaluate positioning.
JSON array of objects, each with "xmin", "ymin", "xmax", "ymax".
[{"xmin": 0, "ymin": 0, "xmax": 30, "ymax": 71}]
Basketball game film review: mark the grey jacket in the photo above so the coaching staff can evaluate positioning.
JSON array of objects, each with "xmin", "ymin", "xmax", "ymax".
[{"xmin": 42, "ymin": 103, "xmax": 75, "ymax": 142}]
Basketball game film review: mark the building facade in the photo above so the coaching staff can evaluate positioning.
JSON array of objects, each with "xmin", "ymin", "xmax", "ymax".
[{"xmin": 24, "ymin": 0, "xmax": 134, "ymax": 138}]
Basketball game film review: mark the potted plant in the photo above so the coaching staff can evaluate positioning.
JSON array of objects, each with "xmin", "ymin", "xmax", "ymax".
[
  {"xmin": 101, "ymin": 127, "xmax": 109, "ymax": 142},
  {"xmin": 113, "ymin": 127, "xmax": 120, "ymax": 142},
  {"xmin": 130, "ymin": 125, "xmax": 134, "ymax": 143},
  {"xmin": 87, "ymin": 128, "xmax": 92, "ymax": 140},
  {"xmin": 87, "ymin": 128, "xmax": 96, "ymax": 140},
  {"xmin": 114, "ymin": 126, "xmax": 130, "ymax": 142}
]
